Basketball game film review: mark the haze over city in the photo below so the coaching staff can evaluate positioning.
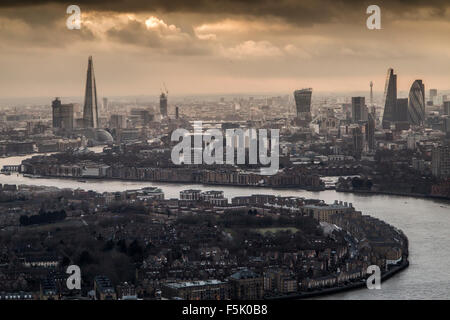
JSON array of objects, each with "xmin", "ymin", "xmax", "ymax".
[
  {"xmin": 0, "ymin": 0, "xmax": 450, "ymax": 307},
  {"xmin": 1, "ymin": 0, "xmax": 450, "ymax": 98}
]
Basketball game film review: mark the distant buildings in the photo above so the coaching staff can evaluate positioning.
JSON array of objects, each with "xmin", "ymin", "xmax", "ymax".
[
  {"xmin": 160, "ymin": 92, "xmax": 168, "ymax": 117},
  {"xmin": 382, "ymin": 68, "xmax": 397, "ymax": 129},
  {"xmin": 294, "ymin": 88, "xmax": 312, "ymax": 123},
  {"xmin": 382, "ymin": 69, "xmax": 425, "ymax": 129},
  {"xmin": 94, "ymin": 275, "xmax": 116, "ymax": 300},
  {"xmin": 408, "ymin": 80, "xmax": 425, "ymax": 126},
  {"xmin": 83, "ymin": 56, "xmax": 99, "ymax": 128},
  {"xmin": 351, "ymin": 97, "xmax": 367, "ymax": 122},
  {"xmin": 52, "ymin": 98, "xmax": 74, "ymax": 130},
  {"xmin": 366, "ymin": 113, "xmax": 376, "ymax": 151},
  {"xmin": 432, "ymin": 145, "xmax": 450, "ymax": 179},
  {"xmin": 102, "ymin": 97, "xmax": 108, "ymax": 112},
  {"xmin": 395, "ymin": 98, "xmax": 408, "ymax": 123},
  {"xmin": 352, "ymin": 126, "xmax": 364, "ymax": 157},
  {"xmin": 162, "ymin": 280, "xmax": 230, "ymax": 300},
  {"xmin": 228, "ymin": 269, "xmax": 264, "ymax": 300},
  {"xmin": 110, "ymin": 114, "xmax": 126, "ymax": 129},
  {"xmin": 429, "ymin": 89, "xmax": 438, "ymax": 105},
  {"xmin": 443, "ymin": 101, "xmax": 450, "ymax": 115},
  {"xmin": 304, "ymin": 200, "xmax": 356, "ymax": 223}
]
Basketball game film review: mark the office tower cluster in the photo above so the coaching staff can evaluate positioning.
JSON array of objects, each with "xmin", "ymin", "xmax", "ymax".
[
  {"xmin": 52, "ymin": 56, "xmax": 102, "ymax": 132},
  {"xmin": 52, "ymin": 98, "xmax": 74, "ymax": 131},
  {"xmin": 381, "ymin": 68, "xmax": 425, "ymax": 129},
  {"xmin": 351, "ymin": 97, "xmax": 368, "ymax": 123}
]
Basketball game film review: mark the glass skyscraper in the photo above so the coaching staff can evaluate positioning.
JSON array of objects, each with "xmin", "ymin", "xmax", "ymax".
[
  {"xmin": 408, "ymin": 80, "xmax": 425, "ymax": 126},
  {"xmin": 382, "ymin": 68, "xmax": 397, "ymax": 129},
  {"xmin": 83, "ymin": 56, "xmax": 99, "ymax": 128},
  {"xmin": 294, "ymin": 88, "xmax": 312, "ymax": 122}
]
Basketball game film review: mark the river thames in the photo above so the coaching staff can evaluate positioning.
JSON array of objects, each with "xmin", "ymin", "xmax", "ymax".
[{"xmin": 1, "ymin": 152, "xmax": 449, "ymax": 299}]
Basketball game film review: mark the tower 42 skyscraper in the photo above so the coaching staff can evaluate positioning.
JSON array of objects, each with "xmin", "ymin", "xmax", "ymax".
[{"xmin": 83, "ymin": 56, "xmax": 99, "ymax": 128}]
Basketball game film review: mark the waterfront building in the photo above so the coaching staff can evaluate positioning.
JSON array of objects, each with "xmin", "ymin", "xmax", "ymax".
[
  {"xmin": 162, "ymin": 280, "xmax": 230, "ymax": 300},
  {"xmin": 116, "ymin": 282, "xmax": 138, "ymax": 300},
  {"xmin": 94, "ymin": 275, "xmax": 116, "ymax": 300},
  {"xmin": 180, "ymin": 189, "xmax": 202, "ymax": 201},
  {"xmin": 294, "ymin": 88, "xmax": 312, "ymax": 123},
  {"xmin": 52, "ymin": 98, "xmax": 74, "ymax": 131},
  {"xmin": 40, "ymin": 278, "xmax": 59, "ymax": 300},
  {"xmin": 229, "ymin": 269, "xmax": 264, "ymax": 300},
  {"xmin": 382, "ymin": 68, "xmax": 397, "ymax": 129},
  {"xmin": 408, "ymin": 80, "xmax": 425, "ymax": 126},
  {"xmin": 303, "ymin": 200, "xmax": 357, "ymax": 223},
  {"xmin": 432, "ymin": 145, "xmax": 450, "ymax": 179},
  {"xmin": 83, "ymin": 56, "xmax": 99, "ymax": 128},
  {"xmin": 264, "ymin": 269, "xmax": 297, "ymax": 294}
]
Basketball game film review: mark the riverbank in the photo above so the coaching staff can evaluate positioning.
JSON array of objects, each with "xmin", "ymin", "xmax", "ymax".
[
  {"xmin": 16, "ymin": 173, "xmax": 326, "ymax": 191},
  {"xmin": 337, "ymin": 188, "xmax": 450, "ymax": 201},
  {"xmin": 266, "ymin": 258, "xmax": 410, "ymax": 300},
  {"xmin": 265, "ymin": 226, "xmax": 410, "ymax": 300}
]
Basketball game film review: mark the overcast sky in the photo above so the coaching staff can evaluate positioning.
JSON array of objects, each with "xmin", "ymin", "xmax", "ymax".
[{"xmin": 0, "ymin": 0, "xmax": 449, "ymax": 98}]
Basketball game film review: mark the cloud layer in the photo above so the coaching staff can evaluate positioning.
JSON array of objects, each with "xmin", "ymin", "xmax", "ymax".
[{"xmin": 0, "ymin": 1, "xmax": 449, "ymax": 97}]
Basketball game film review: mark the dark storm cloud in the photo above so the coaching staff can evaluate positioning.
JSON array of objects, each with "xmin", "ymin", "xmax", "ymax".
[{"xmin": 1, "ymin": 0, "xmax": 449, "ymax": 26}]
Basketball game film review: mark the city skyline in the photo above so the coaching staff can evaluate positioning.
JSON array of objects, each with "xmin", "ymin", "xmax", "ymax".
[{"xmin": 0, "ymin": 1, "xmax": 450, "ymax": 97}]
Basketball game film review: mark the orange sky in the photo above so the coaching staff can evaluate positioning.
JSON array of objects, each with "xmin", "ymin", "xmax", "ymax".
[{"xmin": 0, "ymin": 1, "xmax": 449, "ymax": 98}]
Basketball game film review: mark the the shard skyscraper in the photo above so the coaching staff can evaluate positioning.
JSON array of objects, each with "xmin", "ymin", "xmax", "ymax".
[
  {"xmin": 382, "ymin": 68, "xmax": 397, "ymax": 129},
  {"xmin": 83, "ymin": 56, "xmax": 99, "ymax": 128}
]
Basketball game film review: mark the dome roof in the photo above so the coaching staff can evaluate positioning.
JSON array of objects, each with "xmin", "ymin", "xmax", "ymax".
[
  {"xmin": 79, "ymin": 128, "xmax": 114, "ymax": 145},
  {"xmin": 95, "ymin": 129, "xmax": 114, "ymax": 143}
]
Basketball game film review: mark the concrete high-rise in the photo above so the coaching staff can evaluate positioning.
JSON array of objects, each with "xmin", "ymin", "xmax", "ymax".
[
  {"xmin": 382, "ymin": 68, "xmax": 397, "ymax": 129},
  {"xmin": 366, "ymin": 113, "xmax": 376, "ymax": 151},
  {"xmin": 351, "ymin": 97, "xmax": 366, "ymax": 122},
  {"xmin": 443, "ymin": 101, "xmax": 450, "ymax": 115},
  {"xmin": 352, "ymin": 126, "xmax": 363, "ymax": 157},
  {"xmin": 160, "ymin": 92, "xmax": 168, "ymax": 117},
  {"xmin": 432, "ymin": 145, "xmax": 450, "ymax": 178},
  {"xmin": 83, "ymin": 56, "xmax": 99, "ymax": 128},
  {"xmin": 52, "ymin": 97, "xmax": 74, "ymax": 130},
  {"xmin": 395, "ymin": 98, "xmax": 408, "ymax": 122},
  {"xmin": 429, "ymin": 89, "xmax": 438, "ymax": 105},
  {"xmin": 294, "ymin": 88, "xmax": 312, "ymax": 122},
  {"xmin": 408, "ymin": 80, "xmax": 425, "ymax": 126},
  {"xmin": 370, "ymin": 81, "xmax": 374, "ymax": 106},
  {"xmin": 102, "ymin": 97, "xmax": 108, "ymax": 113}
]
